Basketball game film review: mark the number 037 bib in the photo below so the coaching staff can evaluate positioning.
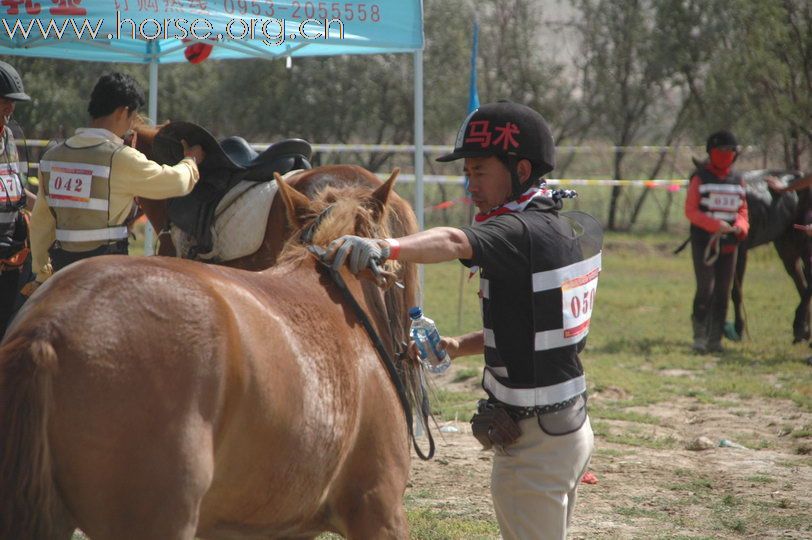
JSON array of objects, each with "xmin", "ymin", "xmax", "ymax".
[{"xmin": 532, "ymin": 252, "xmax": 601, "ymax": 350}]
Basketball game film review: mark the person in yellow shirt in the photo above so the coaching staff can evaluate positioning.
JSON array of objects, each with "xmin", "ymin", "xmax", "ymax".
[{"xmin": 26, "ymin": 72, "xmax": 204, "ymax": 293}]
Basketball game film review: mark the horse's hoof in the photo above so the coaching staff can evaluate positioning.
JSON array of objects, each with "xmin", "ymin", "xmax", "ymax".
[{"xmin": 723, "ymin": 321, "xmax": 741, "ymax": 342}]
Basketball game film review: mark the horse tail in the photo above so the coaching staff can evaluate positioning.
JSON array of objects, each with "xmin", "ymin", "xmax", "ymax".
[{"xmin": 0, "ymin": 333, "xmax": 62, "ymax": 539}]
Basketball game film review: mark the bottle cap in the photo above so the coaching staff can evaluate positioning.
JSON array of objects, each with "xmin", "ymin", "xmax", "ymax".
[{"xmin": 408, "ymin": 306, "xmax": 422, "ymax": 319}]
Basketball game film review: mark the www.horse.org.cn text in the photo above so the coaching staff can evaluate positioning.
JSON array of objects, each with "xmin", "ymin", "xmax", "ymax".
[{"xmin": 0, "ymin": 12, "xmax": 346, "ymax": 46}]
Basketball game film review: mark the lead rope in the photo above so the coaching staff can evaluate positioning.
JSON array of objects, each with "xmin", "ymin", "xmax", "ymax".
[
  {"xmin": 311, "ymin": 252, "xmax": 435, "ymax": 460},
  {"xmin": 703, "ymin": 231, "xmax": 722, "ymax": 266}
]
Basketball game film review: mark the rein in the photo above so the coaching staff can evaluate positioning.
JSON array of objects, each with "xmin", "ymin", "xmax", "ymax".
[
  {"xmin": 324, "ymin": 264, "xmax": 435, "ymax": 460},
  {"xmin": 303, "ymin": 204, "xmax": 434, "ymax": 460}
]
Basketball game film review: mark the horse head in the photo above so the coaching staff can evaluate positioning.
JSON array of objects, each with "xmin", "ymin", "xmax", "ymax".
[
  {"xmin": 274, "ymin": 167, "xmax": 399, "ymax": 269},
  {"xmin": 274, "ymin": 168, "xmax": 431, "ymax": 454},
  {"xmin": 276, "ymin": 169, "xmax": 400, "ymax": 288},
  {"xmin": 130, "ymin": 122, "xmax": 179, "ymax": 256}
]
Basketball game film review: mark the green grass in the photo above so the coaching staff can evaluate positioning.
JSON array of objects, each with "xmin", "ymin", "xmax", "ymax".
[
  {"xmin": 405, "ymin": 508, "xmax": 500, "ymax": 540},
  {"xmin": 451, "ymin": 367, "xmax": 480, "ymax": 383}
]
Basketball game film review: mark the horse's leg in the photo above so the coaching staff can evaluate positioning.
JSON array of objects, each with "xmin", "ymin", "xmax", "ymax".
[
  {"xmin": 804, "ymin": 252, "xmax": 812, "ymax": 344},
  {"xmin": 731, "ymin": 246, "xmax": 747, "ymax": 340},
  {"xmin": 339, "ymin": 491, "xmax": 409, "ymax": 540},
  {"xmin": 327, "ymin": 448, "xmax": 409, "ymax": 540},
  {"xmin": 137, "ymin": 197, "xmax": 178, "ymax": 257},
  {"xmin": 56, "ymin": 421, "xmax": 213, "ymax": 540},
  {"xmin": 329, "ymin": 397, "xmax": 410, "ymax": 539},
  {"xmin": 774, "ymin": 235, "xmax": 810, "ymax": 342},
  {"xmin": 50, "ymin": 352, "xmax": 217, "ymax": 540}
]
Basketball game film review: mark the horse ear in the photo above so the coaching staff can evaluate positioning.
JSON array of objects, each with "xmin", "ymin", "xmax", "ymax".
[
  {"xmin": 370, "ymin": 168, "xmax": 399, "ymax": 215},
  {"xmin": 275, "ymin": 172, "xmax": 311, "ymax": 228}
]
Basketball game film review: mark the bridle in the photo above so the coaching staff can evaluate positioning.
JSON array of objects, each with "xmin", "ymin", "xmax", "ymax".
[{"xmin": 303, "ymin": 204, "xmax": 435, "ymax": 460}]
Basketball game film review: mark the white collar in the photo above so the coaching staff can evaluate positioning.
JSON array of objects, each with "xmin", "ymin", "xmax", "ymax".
[{"xmin": 75, "ymin": 127, "xmax": 124, "ymax": 144}]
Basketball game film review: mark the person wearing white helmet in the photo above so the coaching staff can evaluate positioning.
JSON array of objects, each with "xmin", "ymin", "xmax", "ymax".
[{"xmin": 323, "ymin": 100, "xmax": 598, "ymax": 540}]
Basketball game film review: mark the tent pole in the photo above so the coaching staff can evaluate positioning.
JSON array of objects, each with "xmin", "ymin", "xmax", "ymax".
[
  {"xmin": 413, "ymin": 49, "xmax": 424, "ymax": 302},
  {"xmin": 144, "ymin": 57, "xmax": 158, "ymax": 256}
]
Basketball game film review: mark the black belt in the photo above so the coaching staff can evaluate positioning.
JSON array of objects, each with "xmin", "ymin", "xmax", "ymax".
[
  {"xmin": 491, "ymin": 393, "xmax": 584, "ymax": 422},
  {"xmin": 50, "ymin": 240, "xmax": 128, "ymax": 272}
]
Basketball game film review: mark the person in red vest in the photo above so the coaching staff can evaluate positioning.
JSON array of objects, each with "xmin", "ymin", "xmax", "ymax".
[{"xmin": 685, "ymin": 131, "xmax": 749, "ymax": 353}]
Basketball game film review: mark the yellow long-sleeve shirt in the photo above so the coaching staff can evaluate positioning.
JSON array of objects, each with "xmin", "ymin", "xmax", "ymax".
[{"xmin": 30, "ymin": 128, "xmax": 199, "ymax": 282}]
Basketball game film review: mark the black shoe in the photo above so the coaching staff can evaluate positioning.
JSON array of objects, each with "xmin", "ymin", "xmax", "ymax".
[{"xmin": 706, "ymin": 342, "xmax": 725, "ymax": 354}]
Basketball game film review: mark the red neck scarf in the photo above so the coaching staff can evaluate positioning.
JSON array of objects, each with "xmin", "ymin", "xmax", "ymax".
[{"xmin": 474, "ymin": 186, "xmax": 551, "ymax": 223}]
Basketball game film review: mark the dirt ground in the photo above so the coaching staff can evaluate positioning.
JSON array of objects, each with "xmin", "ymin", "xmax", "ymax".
[{"xmin": 408, "ymin": 371, "xmax": 812, "ymax": 539}]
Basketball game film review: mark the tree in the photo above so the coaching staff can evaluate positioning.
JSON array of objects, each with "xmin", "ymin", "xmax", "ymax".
[{"xmin": 575, "ymin": 0, "xmax": 672, "ymax": 230}]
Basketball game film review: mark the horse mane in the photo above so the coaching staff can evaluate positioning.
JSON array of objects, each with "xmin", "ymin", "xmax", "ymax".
[
  {"xmin": 274, "ymin": 181, "xmax": 430, "ymax": 444},
  {"xmin": 276, "ymin": 184, "xmax": 395, "ymax": 267}
]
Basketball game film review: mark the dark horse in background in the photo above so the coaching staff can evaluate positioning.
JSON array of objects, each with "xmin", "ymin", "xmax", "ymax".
[{"xmin": 730, "ymin": 169, "xmax": 809, "ymax": 342}]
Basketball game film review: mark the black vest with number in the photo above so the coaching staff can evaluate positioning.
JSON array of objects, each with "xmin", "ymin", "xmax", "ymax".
[
  {"xmin": 690, "ymin": 167, "xmax": 745, "ymax": 244},
  {"xmin": 479, "ymin": 203, "xmax": 600, "ymax": 408}
]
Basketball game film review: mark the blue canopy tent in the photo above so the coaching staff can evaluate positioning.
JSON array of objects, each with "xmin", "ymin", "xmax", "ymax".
[{"xmin": 0, "ymin": 0, "xmax": 426, "ymax": 252}]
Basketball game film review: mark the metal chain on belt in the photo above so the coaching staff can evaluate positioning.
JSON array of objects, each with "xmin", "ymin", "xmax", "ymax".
[{"xmin": 499, "ymin": 393, "xmax": 583, "ymax": 421}]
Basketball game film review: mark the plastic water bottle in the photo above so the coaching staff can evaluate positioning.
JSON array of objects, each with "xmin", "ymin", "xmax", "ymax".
[{"xmin": 409, "ymin": 307, "xmax": 451, "ymax": 374}]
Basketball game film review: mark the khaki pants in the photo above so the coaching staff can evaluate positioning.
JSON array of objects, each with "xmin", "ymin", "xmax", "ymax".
[{"xmin": 490, "ymin": 415, "xmax": 594, "ymax": 540}]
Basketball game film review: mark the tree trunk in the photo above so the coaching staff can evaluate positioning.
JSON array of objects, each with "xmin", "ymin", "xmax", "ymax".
[
  {"xmin": 607, "ymin": 147, "xmax": 625, "ymax": 230},
  {"xmin": 629, "ymin": 95, "xmax": 693, "ymax": 228}
]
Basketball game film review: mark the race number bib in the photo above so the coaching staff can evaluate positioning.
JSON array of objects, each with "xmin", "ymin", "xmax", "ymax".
[
  {"xmin": 707, "ymin": 191, "xmax": 741, "ymax": 212},
  {"xmin": 49, "ymin": 165, "xmax": 93, "ymax": 204},
  {"xmin": 0, "ymin": 166, "xmax": 22, "ymax": 203},
  {"xmin": 561, "ymin": 259, "xmax": 600, "ymax": 340}
]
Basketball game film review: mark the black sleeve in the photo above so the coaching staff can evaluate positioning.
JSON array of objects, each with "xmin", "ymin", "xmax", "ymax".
[{"xmin": 459, "ymin": 214, "xmax": 530, "ymax": 279}]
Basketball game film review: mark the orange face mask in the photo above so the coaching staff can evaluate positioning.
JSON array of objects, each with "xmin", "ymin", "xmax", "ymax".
[{"xmin": 709, "ymin": 148, "xmax": 736, "ymax": 169}]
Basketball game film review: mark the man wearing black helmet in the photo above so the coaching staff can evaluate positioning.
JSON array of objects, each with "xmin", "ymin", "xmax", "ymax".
[
  {"xmin": 685, "ymin": 131, "xmax": 749, "ymax": 354},
  {"xmin": 0, "ymin": 61, "xmax": 35, "ymax": 335},
  {"xmin": 323, "ymin": 101, "xmax": 596, "ymax": 539},
  {"xmin": 26, "ymin": 72, "xmax": 205, "ymax": 293}
]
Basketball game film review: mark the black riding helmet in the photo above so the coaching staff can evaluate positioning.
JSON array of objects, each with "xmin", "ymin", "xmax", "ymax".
[
  {"xmin": 706, "ymin": 130, "xmax": 738, "ymax": 153},
  {"xmin": 437, "ymin": 100, "xmax": 555, "ymax": 199},
  {"xmin": 0, "ymin": 61, "xmax": 30, "ymax": 102}
]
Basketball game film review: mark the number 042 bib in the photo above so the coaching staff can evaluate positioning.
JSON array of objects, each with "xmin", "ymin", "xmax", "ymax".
[{"xmin": 48, "ymin": 164, "xmax": 93, "ymax": 205}]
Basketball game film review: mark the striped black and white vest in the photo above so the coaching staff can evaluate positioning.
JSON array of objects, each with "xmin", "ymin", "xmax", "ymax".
[
  {"xmin": 0, "ymin": 127, "xmax": 26, "ymax": 257},
  {"xmin": 479, "ymin": 207, "xmax": 600, "ymax": 408},
  {"xmin": 690, "ymin": 167, "xmax": 745, "ymax": 244}
]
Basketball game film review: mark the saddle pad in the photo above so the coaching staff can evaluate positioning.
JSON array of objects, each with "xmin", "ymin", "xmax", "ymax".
[{"xmin": 197, "ymin": 179, "xmax": 279, "ymax": 262}]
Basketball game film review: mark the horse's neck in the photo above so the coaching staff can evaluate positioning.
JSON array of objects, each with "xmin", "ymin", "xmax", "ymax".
[
  {"xmin": 270, "ymin": 259, "xmax": 404, "ymax": 356},
  {"xmin": 134, "ymin": 126, "xmax": 160, "ymax": 157}
]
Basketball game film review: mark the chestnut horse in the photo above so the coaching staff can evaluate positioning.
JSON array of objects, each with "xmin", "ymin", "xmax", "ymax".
[{"xmin": 0, "ymin": 172, "xmax": 423, "ymax": 539}]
